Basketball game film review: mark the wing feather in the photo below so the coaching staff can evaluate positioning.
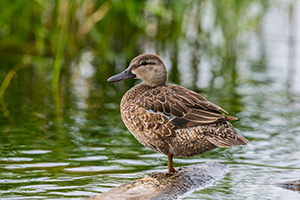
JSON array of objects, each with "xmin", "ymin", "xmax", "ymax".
[{"xmin": 139, "ymin": 84, "xmax": 237, "ymax": 128}]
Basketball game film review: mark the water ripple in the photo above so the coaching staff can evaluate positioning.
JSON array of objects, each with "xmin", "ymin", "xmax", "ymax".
[{"xmin": 3, "ymin": 162, "xmax": 69, "ymax": 169}]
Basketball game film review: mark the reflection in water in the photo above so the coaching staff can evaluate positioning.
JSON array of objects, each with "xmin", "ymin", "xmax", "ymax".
[
  {"xmin": 0, "ymin": 0, "xmax": 300, "ymax": 199},
  {"xmin": 287, "ymin": 0, "xmax": 298, "ymax": 92},
  {"xmin": 71, "ymin": 51, "xmax": 96, "ymax": 111}
]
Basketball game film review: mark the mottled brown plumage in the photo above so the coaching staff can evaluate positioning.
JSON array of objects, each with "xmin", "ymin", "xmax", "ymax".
[{"xmin": 108, "ymin": 54, "xmax": 248, "ymax": 173}]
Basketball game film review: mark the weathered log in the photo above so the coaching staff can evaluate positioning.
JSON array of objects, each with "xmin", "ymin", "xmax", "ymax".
[
  {"xmin": 87, "ymin": 161, "xmax": 228, "ymax": 200},
  {"xmin": 276, "ymin": 179, "xmax": 300, "ymax": 191}
]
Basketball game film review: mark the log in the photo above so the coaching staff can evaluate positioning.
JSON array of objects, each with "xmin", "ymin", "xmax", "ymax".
[
  {"xmin": 87, "ymin": 161, "xmax": 228, "ymax": 200},
  {"xmin": 276, "ymin": 179, "xmax": 300, "ymax": 191}
]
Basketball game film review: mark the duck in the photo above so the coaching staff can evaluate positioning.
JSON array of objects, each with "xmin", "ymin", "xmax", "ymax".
[{"xmin": 107, "ymin": 54, "xmax": 248, "ymax": 173}]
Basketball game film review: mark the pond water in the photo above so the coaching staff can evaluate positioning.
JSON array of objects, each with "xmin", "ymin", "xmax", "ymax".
[{"xmin": 0, "ymin": 1, "xmax": 300, "ymax": 200}]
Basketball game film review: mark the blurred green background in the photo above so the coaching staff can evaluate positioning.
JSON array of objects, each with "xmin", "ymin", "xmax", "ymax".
[
  {"xmin": 0, "ymin": 0, "xmax": 271, "ymax": 124},
  {"xmin": 0, "ymin": 0, "xmax": 300, "ymax": 199}
]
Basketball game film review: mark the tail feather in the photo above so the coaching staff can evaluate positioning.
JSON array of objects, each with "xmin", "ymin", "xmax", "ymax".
[{"xmin": 204, "ymin": 121, "xmax": 248, "ymax": 148}]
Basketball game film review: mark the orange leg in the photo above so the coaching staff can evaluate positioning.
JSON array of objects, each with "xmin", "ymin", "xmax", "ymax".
[{"xmin": 167, "ymin": 153, "xmax": 177, "ymax": 173}]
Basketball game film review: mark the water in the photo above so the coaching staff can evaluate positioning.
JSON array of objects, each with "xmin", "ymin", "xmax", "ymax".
[{"xmin": 1, "ymin": 1, "xmax": 300, "ymax": 200}]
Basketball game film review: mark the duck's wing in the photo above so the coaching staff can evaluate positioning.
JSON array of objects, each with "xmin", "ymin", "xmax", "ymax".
[{"xmin": 140, "ymin": 84, "xmax": 237, "ymax": 128}]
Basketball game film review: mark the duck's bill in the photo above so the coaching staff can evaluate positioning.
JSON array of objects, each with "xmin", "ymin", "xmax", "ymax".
[{"xmin": 107, "ymin": 67, "xmax": 136, "ymax": 82}]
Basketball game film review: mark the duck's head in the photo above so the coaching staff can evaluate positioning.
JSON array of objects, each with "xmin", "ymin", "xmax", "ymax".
[{"xmin": 107, "ymin": 54, "xmax": 168, "ymax": 87}]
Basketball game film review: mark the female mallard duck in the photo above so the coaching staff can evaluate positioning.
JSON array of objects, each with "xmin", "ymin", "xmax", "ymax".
[{"xmin": 108, "ymin": 54, "xmax": 248, "ymax": 173}]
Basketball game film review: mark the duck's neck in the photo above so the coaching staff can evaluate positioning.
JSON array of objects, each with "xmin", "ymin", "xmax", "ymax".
[
  {"xmin": 121, "ymin": 84, "xmax": 146, "ymax": 104},
  {"xmin": 121, "ymin": 83, "xmax": 161, "ymax": 107}
]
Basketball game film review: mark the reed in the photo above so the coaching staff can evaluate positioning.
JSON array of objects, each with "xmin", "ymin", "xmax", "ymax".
[{"xmin": 0, "ymin": 0, "xmax": 270, "ymax": 108}]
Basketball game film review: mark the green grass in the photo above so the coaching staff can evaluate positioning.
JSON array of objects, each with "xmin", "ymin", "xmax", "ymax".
[{"xmin": 0, "ymin": 0, "xmax": 269, "ymax": 100}]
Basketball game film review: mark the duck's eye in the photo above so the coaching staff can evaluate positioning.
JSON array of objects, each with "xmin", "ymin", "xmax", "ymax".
[{"xmin": 141, "ymin": 61, "xmax": 148, "ymax": 66}]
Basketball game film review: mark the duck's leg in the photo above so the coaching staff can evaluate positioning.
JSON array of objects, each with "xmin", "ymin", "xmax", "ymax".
[{"xmin": 167, "ymin": 153, "xmax": 177, "ymax": 173}]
